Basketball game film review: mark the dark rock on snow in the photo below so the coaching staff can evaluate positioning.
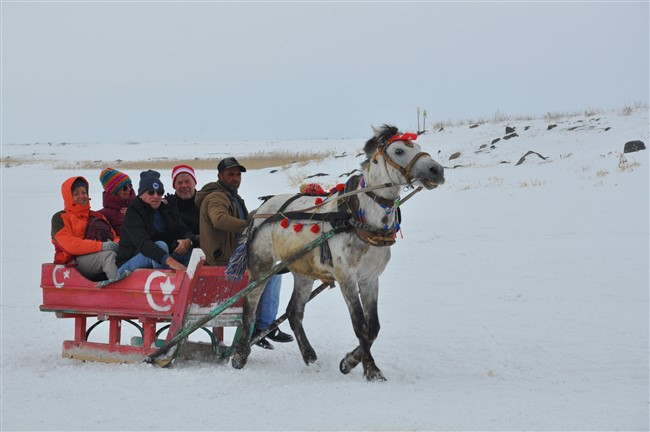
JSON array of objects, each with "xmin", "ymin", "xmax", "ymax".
[
  {"xmin": 623, "ymin": 140, "xmax": 646, "ymax": 153},
  {"xmin": 515, "ymin": 151, "xmax": 548, "ymax": 166}
]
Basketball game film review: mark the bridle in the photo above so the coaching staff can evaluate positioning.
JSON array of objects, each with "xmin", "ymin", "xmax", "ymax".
[{"xmin": 372, "ymin": 132, "xmax": 431, "ymax": 187}]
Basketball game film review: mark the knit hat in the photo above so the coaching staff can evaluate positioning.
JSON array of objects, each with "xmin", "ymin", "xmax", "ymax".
[
  {"xmin": 138, "ymin": 170, "xmax": 164, "ymax": 196},
  {"xmin": 99, "ymin": 168, "xmax": 132, "ymax": 195},
  {"xmin": 217, "ymin": 157, "xmax": 247, "ymax": 173},
  {"xmin": 71, "ymin": 177, "xmax": 89, "ymax": 193},
  {"xmin": 171, "ymin": 164, "xmax": 197, "ymax": 188}
]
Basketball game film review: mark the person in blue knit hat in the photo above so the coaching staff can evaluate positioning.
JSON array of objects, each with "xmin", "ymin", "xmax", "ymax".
[{"xmin": 116, "ymin": 170, "xmax": 194, "ymax": 277}]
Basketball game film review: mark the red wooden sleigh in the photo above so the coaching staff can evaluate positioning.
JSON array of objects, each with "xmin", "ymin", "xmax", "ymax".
[{"xmin": 40, "ymin": 258, "xmax": 249, "ymax": 364}]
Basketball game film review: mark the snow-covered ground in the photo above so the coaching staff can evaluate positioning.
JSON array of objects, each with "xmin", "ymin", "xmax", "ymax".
[{"xmin": 1, "ymin": 107, "xmax": 648, "ymax": 431}]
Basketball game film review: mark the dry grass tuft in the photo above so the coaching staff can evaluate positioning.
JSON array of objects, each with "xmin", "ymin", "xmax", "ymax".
[
  {"xmin": 621, "ymin": 101, "xmax": 648, "ymax": 116},
  {"xmin": 618, "ymin": 153, "xmax": 641, "ymax": 172},
  {"xmin": 519, "ymin": 179, "xmax": 546, "ymax": 188},
  {"xmin": 584, "ymin": 107, "xmax": 603, "ymax": 117},
  {"xmin": 2, "ymin": 150, "xmax": 336, "ymax": 171}
]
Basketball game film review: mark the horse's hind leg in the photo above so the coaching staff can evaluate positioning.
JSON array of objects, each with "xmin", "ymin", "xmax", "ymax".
[{"xmin": 287, "ymin": 273, "xmax": 318, "ymax": 365}]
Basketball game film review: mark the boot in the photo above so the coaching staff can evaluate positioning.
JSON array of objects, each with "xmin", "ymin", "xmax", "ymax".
[
  {"xmin": 252, "ymin": 329, "xmax": 274, "ymax": 350},
  {"xmin": 266, "ymin": 328, "xmax": 294, "ymax": 343}
]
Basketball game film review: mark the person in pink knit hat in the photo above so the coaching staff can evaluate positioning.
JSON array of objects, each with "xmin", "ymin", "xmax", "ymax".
[
  {"xmin": 165, "ymin": 164, "xmax": 200, "ymax": 247},
  {"xmin": 98, "ymin": 167, "xmax": 135, "ymax": 236}
]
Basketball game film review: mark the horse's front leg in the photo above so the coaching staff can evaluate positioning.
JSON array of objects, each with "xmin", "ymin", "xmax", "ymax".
[
  {"xmin": 338, "ymin": 278, "xmax": 386, "ymax": 382},
  {"xmin": 287, "ymin": 273, "xmax": 318, "ymax": 365},
  {"xmin": 358, "ymin": 278, "xmax": 383, "ymax": 381},
  {"xmin": 231, "ymin": 279, "xmax": 266, "ymax": 370}
]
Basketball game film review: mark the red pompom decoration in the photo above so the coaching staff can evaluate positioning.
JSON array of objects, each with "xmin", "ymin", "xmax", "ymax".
[
  {"xmin": 303, "ymin": 183, "xmax": 327, "ymax": 196},
  {"xmin": 314, "ymin": 197, "xmax": 323, "ymax": 205},
  {"xmin": 310, "ymin": 224, "xmax": 320, "ymax": 234},
  {"xmin": 280, "ymin": 218, "xmax": 290, "ymax": 229},
  {"xmin": 293, "ymin": 223, "xmax": 303, "ymax": 233},
  {"xmin": 335, "ymin": 183, "xmax": 346, "ymax": 192}
]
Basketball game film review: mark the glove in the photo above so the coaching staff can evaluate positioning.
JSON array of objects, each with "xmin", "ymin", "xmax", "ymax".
[{"xmin": 102, "ymin": 241, "xmax": 119, "ymax": 252}]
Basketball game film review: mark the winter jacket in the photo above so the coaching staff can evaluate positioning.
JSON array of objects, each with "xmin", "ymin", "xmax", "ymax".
[
  {"xmin": 99, "ymin": 189, "xmax": 135, "ymax": 236},
  {"xmin": 196, "ymin": 181, "xmax": 248, "ymax": 266},
  {"xmin": 165, "ymin": 192, "xmax": 200, "ymax": 247},
  {"xmin": 116, "ymin": 196, "xmax": 194, "ymax": 268},
  {"xmin": 51, "ymin": 176, "xmax": 116, "ymax": 264}
]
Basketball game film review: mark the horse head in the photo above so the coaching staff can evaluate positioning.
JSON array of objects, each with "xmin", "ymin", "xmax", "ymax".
[{"xmin": 362, "ymin": 124, "xmax": 445, "ymax": 190}]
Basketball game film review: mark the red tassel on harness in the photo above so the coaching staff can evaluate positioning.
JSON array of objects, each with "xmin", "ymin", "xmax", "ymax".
[
  {"xmin": 315, "ymin": 197, "xmax": 323, "ymax": 205},
  {"xmin": 280, "ymin": 218, "xmax": 290, "ymax": 229},
  {"xmin": 310, "ymin": 224, "xmax": 320, "ymax": 234},
  {"xmin": 335, "ymin": 183, "xmax": 345, "ymax": 192},
  {"xmin": 293, "ymin": 223, "xmax": 303, "ymax": 233},
  {"xmin": 303, "ymin": 183, "xmax": 327, "ymax": 196}
]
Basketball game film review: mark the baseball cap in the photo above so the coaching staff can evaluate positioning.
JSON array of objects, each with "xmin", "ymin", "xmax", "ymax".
[{"xmin": 217, "ymin": 157, "xmax": 247, "ymax": 173}]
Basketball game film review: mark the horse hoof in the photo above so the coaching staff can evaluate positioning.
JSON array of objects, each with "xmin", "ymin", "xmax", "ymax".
[
  {"xmin": 364, "ymin": 370, "xmax": 387, "ymax": 382},
  {"xmin": 231, "ymin": 353, "xmax": 247, "ymax": 370},
  {"xmin": 302, "ymin": 350, "xmax": 317, "ymax": 365},
  {"xmin": 339, "ymin": 358, "xmax": 351, "ymax": 375}
]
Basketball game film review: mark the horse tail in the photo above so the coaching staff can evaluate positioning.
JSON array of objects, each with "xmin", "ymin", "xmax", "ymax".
[
  {"xmin": 225, "ymin": 239, "xmax": 248, "ymax": 280},
  {"xmin": 225, "ymin": 216, "xmax": 257, "ymax": 280}
]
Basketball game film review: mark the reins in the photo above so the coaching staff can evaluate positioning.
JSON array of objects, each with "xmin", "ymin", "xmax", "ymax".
[
  {"xmin": 253, "ymin": 132, "xmax": 430, "ymax": 220},
  {"xmin": 246, "ymin": 132, "xmax": 429, "ymax": 249},
  {"xmin": 223, "ymin": 129, "xmax": 433, "ymax": 281},
  {"xmin": 252, "ymin": 181, "xmax": 406, "ymax": 219}
]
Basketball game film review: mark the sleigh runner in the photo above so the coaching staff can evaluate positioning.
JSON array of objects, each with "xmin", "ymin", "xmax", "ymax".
[{"xmin": 40, "ymin": 257, "xmax": 250, "ymax": 364}]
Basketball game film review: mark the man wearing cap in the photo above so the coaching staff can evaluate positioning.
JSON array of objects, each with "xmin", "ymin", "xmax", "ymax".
[
  {"xmin": 165, "ymin": 164, "xmax": 200, "ymax": 247},
  {"xmin": 116, "ymin": 170, "xmax": 194, "ymax": 277},
  {"xmin": 98, "ymin": 167, "xmax": 135, "ymax": 236},
  {"xmin": 196, "ymin": 157, "xmax": 294, "ymax": 349}
]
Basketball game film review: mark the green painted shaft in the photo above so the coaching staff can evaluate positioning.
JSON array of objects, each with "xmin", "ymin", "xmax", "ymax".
[{"xmin": 144, "ymin": 229, "xmax": 339, "ymax": 363}]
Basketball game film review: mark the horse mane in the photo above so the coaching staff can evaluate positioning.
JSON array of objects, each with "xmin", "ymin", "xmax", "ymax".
[{"xmin": 361, "ymin": 124, "xmax": 399, "ymax": 170}]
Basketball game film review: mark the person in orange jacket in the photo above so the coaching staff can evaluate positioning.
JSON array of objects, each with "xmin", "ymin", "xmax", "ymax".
[{"xmin": 51, "ymin": 176, "xmax": 119, "ymax": 281}]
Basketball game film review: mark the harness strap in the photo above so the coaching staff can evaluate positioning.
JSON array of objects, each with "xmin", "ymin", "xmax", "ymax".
[{"xmin": 363, "ymin": 190, "xmax": 395, "ymax": 208}]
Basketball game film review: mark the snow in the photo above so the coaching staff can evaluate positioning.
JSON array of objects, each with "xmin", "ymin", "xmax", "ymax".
[{"xmin": 1, "ymin": 108, "xmax": 648, "ymax": 431}]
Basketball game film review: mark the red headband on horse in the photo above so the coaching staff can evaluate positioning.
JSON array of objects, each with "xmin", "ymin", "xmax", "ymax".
[{"xmin": 387, "ymin": 132, "xmax": 418, "ymax": 145}]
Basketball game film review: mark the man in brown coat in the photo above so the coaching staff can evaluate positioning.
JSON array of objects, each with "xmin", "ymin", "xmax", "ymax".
[
  {"xmin": 196, "ymin": 158, "xmax": 248, "ymax": 266},
  {"xmin": 197, "ymin": 157, "xmax": 293, "ymax": 349}
]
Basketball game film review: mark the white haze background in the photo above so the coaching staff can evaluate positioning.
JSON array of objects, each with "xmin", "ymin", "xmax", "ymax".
[
  {"xmin": 2, "ymin": 2, "xmax": 649, "ymax": 143},
  {"xmin": 1, "ymin": 106, "xmax": 648, "ymax": 431}
]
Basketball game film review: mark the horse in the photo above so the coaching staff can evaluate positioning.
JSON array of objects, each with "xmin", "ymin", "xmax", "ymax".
[{"xmin": 229, "ymin": 124, "xmax": 445, "ymax": 381}]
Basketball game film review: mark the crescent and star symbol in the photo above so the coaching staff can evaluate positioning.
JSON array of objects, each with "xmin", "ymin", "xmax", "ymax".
[
  {"xmin": 144, "ymin": 271, "xmax": 176, "ymax": 312},
  {"xmin": 52, "ymin": 265, "xmax": 71, "ymax": 289}
]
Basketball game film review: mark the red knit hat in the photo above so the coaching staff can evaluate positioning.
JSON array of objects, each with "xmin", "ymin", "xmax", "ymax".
[{"xmin": 171, "ymin": 164, "xmax": 197, "ymax": 188}]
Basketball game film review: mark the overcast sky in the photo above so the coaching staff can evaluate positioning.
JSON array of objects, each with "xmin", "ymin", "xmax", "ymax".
[{"xmin": 2, "ymin": 1, "xmax": 648, "ymax": 144}]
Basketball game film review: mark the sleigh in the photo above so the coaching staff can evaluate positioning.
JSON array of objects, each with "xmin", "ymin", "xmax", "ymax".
[{"xmin": 39, "ymin": 255, "xmax": 249, "ymax": 364}]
